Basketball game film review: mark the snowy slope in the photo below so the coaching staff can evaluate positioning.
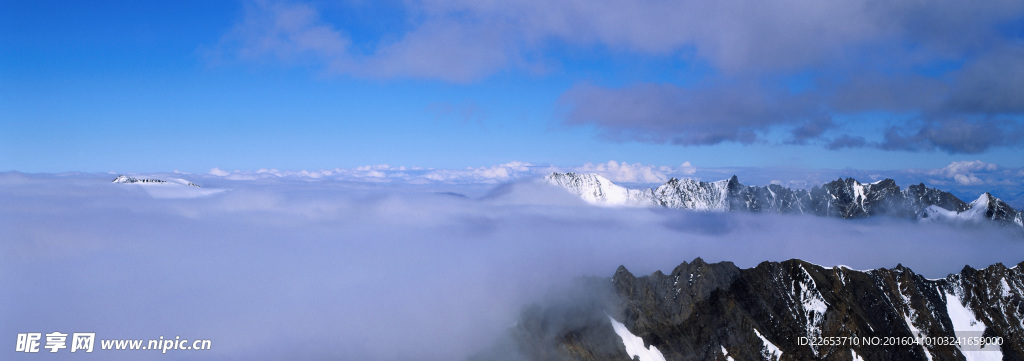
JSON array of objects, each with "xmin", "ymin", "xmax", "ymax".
[
  {"xmin": 608, "ymin": 316, "xmax": 667, "ymax": 361},
  {"xmin": 543, "ymin": 172, "xmax": 657, "ymax": 207},
  {"xmin": 111, "ymin": 175, "xmax": 225, "ymax": 199}
]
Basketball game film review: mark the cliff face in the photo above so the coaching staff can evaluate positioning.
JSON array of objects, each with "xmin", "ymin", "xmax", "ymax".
[{"xmin": 485, "ymin": 259, "xmax": 1024, "ymax": 361}]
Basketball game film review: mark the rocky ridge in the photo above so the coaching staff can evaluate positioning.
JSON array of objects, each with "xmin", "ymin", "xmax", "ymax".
[
  {"xmin": 112, "ymin": 175, "xmax": 200, "ymax": 188},
  {"xmin": 545, "ymin": 172, "xmax": 1024, "ymax": 232},
  {"xmin": 487, "ymin": 259, "xmax": 1024, "ymax": 361}
]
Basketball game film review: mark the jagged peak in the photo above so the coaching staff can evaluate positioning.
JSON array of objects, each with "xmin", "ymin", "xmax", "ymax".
[
  {"xmin": 780, "ymin": 258, "xmax": 822, "ymax": 270},
  {"xmin": 547, "ymin": 171, "xmax": 596, "ymax": 179},
  {"xmin": 970, "ymin": 192, "xmax": 994, "ymax": 207},
  {"xmin": 112, "ymin": 175, "xmax": 165, "ymax": 184},
  {"xmin": 663, "ymin": 258, "xmax": 740, "ymax": 278},
  {"xmin": 614, "ymin": 265, "xmax": 634, "ymax": 279},
  {"xmin": 657, "ymin": 259, "xmax": 1019, "ymax": 281},
  {"xmin": 111, "ymin": 175, "xmax": 200, "ymax": 188},
  {"xmin": 984, "ymin": 262, "xmax": 1008, "ymax": 272},
  {"xmin": 545, "ymin": 172, "xmax": 620, "ymax": 186}
]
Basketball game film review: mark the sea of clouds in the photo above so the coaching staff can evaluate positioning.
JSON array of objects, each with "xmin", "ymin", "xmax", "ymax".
[{"xmin": 2, "ymin": 171, "xmax": 1022, "ymax": 360}]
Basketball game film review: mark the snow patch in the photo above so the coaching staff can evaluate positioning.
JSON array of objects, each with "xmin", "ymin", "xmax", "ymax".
[
  {"xmin": 852, "ymin": 180, "xmax": 867, "ymax": 211},
  {"xmin": 944, "ymin": 291, "xmax": 1002, "ymax": 360},
  {"xmin": 834, "ymin": 265, "xmax": 873, "ymax": 273},
  {"xmin": 851, "ymin": 349, "xmax": 865, "ymax": 361},
  {"xmin": 608, "ymin": 316, "xmax": 667, "ymax": 361},
  {"xmin": 754, "ymin": 328, "xmax": 782, "ymax": 361},
  {"xmin": 898, "ymin": 281, "xmax": 924, "ymax": 338},
  {"xmin": 721, "ymin": 345, "xmax": 735, "ymax": 361},
  {"xmin": 795, "ymin": 265, "xmax": 828, "ymax": 356},
  {"xmin": 898, "ymin": 279, "xmax": 936, "ymax": 359}
]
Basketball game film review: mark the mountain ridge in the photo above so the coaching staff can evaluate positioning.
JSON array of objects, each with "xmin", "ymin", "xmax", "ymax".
[
  {"xmin": 480, "ymin": 259, "xmax": 1024, "ymax": 361},
  {"xmin": 112, "ymin": 174, "xmax": 201, "ymax": 187},
  {"xmin": 545, "ymin": 172, "xmax": 1024, "ymax": 232}
]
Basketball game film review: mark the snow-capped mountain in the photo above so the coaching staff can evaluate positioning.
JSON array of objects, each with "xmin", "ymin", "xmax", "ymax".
[
  {"xmin": 919, "ymin": 193, "xmax": 1024, "ymax": 229},
  {"xmin": 112, "ymin": 174, "xmax": 201, "ymax": 187},
  {"xmin": 544, "ymin": 172, "xmax": 658, "ymax": 207},
  {"xmin": 545, "ymin": 172, "xmax": 1024, "ymax": 231},
  {"xmin": 480, "ymin": 259, "xmax": 1024, "ymax": 361},
  {"xmin": 111, "ymin": 174, "xmax": 226, "ymax": 198},
  {"xmin": 654, "ymin": 177, "xmax": 731, "ymax": 211}
]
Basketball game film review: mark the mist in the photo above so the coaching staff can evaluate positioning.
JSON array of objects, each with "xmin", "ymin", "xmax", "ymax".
[{"xmin": 2, "ymin": 172, "xmax": 1022, "ymax": 360}]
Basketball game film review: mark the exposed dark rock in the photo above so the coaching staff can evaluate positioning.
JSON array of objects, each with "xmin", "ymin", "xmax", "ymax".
[{"xmin": 489, "ymin": 259, "xmax": 1024, "ymax": 361}]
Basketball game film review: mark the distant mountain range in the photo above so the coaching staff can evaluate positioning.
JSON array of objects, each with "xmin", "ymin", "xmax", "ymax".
[
  {"xmin": 477, "ymin": 259, "xmax": 1024, "ymax": 361},
  {"xmin": 110, "ymin": 175, "xmax": 228, "ymax": 199},
  {"xmin": 545, "ymin": 172, "xmax": 1024, "ymax": 232},
  {"xmin": 112, "ymin": 175, "xmax": 201, "ymax": 188}
]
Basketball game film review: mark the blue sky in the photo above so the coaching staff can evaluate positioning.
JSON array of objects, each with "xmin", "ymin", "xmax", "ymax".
[{"xmin": 3, "ymin": 0, "xmax": 1024, "ymax": 176}]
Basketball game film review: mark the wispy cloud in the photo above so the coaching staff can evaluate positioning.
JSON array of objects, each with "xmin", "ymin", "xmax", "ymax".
[
  {"xmin": 561, "ymin": 82, "xmax": 828, "ymax": 146},
  {"xmin": 213, "ymin": 0, "xmax": 1024, "ymax": 153},
  {"xmin": 928, "ymin": 160, "xmax": 999, "ymax": 186},
  {"xmin": 216, "ymin": 0, "xmax": 350, "ymax": 64},
  {"xmin": 880, "ymin": 118, "xmax": 1024, "ymax": 154}
]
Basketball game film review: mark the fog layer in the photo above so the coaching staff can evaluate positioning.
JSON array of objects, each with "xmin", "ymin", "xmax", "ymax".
[{"xmin": 2, "ymin": 173, "xmax": 1021, "ymax": 360}]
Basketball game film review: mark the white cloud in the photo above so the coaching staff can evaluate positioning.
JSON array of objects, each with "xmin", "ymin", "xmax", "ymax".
[
  {"xmin": 209, "ymin": 167, "xmax": 230, "ymax": 176},
  {"xmin": 678, "ymin": 161, "xmax": 697, "ymax": 175},
  {"xmin": 422, "ymin": 161, "xmax": 535, "ymax": 183},
  {"xmin": 214, "ymin": 0, "xmax": 919, "ymax": 79},
  {"xmin": 568, "ymin": 160, "xmax": 698, "ymax": 183},
  {"xmin": 928, "ymin": 160, "xmax": 999, "ymax": 186},
  {"xmin": 221, "ymin": 0, "xmax": 350, "ymax": 64},
  {"xmin": 953, "ymin": 173, "xmax": 984, "ymax": 186},
  {"xmin": 575, "ymin": 161, "xmax": 668, "ymax": 183},
  {"xmin": 351, "ymin": 164, "xmax": 393, "ymax": 179}
]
